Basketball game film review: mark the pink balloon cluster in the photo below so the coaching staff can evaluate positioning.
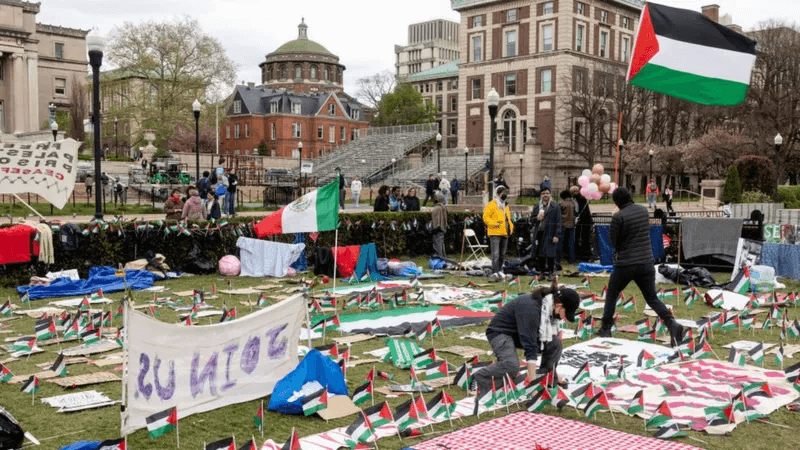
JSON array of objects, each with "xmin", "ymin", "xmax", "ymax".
[{"xmin": 577, "ymin": 164, "xmax": 616, "ymax": 200}]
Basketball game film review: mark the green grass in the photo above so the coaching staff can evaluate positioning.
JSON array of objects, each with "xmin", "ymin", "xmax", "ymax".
[{"xmin": 1, "ymin": 266, "xmax": 799, "ymax": 449}]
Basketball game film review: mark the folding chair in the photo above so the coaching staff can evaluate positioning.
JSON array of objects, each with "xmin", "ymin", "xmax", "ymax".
[{"xmin": 464, "ymin": 228, "xmax": 488, "ymax": 260}]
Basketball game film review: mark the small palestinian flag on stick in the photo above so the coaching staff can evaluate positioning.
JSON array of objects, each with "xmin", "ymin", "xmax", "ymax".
[
  {"xmin": 302, "ymin": 387, "xmax": 328, "ymax": 416},
  {"xmin": 654, "ymin": 423, "xmax": 686, "ymax": 440},
  {"xmin": 254, "ymin": 401, "xmax": 264, "ymax": 435},
  {"xmin": 21, "ymin": 375, "xmax": 40, "ymax": 397},
  {"xmin": 280, "ymin": 428, "xmax": 301, "ymax": 450},
  {"xmin": 352, "ymin": 380, "xmax": 373, "ymax": 406},
  {"xmin": 0, "ymin": 363, "xmax": 13, "ymax": 383},
  {"xmin": 20, "ymin": 291, "xmax": 30, "ymax": 304},
  {"xmin": 583, "ymin": 391, "xmax": 610, "ymax": 419},
  {"xmin": 50, "ymin": 353, "xmax": 67, "ymax": 377},
  {"xmin": 145, "ymin": 406, "xmax": 178, "ymax": 439},
  {"xmin": 205, "ymin": 437, "xmax": 235, "ymax": 450},
  {"xmin": 0, "ymin": 300, "xmax": 11, "ymax": 317}
]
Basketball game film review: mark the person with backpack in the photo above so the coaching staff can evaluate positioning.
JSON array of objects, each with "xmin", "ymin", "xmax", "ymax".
[
  {"xmin": 646, "ymin": 178, "xmax": 659, "ymax": 210},
  {"xmin": 196, "ymin": 171, "xmax": 210, "ymax": 199},
  {"xmin": 439, "ymin": 173, "xmax": 451, "ymax": 206},
  {"xmin": 226, "ymin": 172, "xmax": 238, "ymax": 216}
]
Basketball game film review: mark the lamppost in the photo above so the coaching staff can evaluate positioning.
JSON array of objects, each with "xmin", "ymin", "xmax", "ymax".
[
  {"xmin": 464, "ymin": 147, "xmax": 469, "ymax": 195},
  {"xmin": 87, "ymin": 31, "xmax": 105, "ymax": 221},
  {"xmin": 361, "ymin": 158, "xmax": 367, "ymax": 188},
  {"xmin": 436, "ymin": 132, "xmax": 442, "ymax": 174},
  {"xmin": 114, "ymin": 117, "xmax": 118, "ymax": 157},
  {"xmin": 298, "ymin": 141, "xmax": 303, "ymax": 195},
  {"xmin": 487, "ymin": 88, "xmax": 500, "ymax": 195},
  {"xmin": 775, "ymin": 133, "xmax": 783, "ymax": 202},
  {"xmin": 192, "ymin": 99, "xmax": 201, "ymax": 182},
  {"xmin": 519, "ymin": 155, "xmax": 524, "ymax": 196},
  {"xmin": 391, "ymin": 157, "xmax": 396, "ymax": 178},
  {"xmin": 648, "ymin": 148, "xmax": 654, "ymax": 181},
  {"xmin": 615, "ymin": 138, "xmax": 624, "ymax": 186}
]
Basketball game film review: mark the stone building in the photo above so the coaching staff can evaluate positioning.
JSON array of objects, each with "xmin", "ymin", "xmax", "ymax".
[
  {"xmin": 0, "ymin": 0, "xmax": 87, "ymax": 135},
  {"xmin": 395, "ymin": 19, "xmax": 460, "ymax": 79},
  {"xmin": 406, "ymin": 60, "xmax": 460, "ymax": 149}
]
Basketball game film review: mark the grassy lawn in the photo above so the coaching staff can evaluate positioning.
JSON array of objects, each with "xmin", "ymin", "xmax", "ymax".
[{"xmin": 1, "ymin": 266, "xmax": 799, "ymax": 449}]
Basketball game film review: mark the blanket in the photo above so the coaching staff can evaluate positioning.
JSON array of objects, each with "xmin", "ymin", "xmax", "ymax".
[
  {"xmin": 681, "ymin": 218, "xmax": 742, "ymax": 261},
  {"xmin": 18, "ymin": 266, "xmax": 155, "ymax": 300}
]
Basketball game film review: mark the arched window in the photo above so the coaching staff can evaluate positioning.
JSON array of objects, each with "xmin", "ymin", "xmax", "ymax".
[
  {"xmin": 295, "ymin": 65, "xmax": 302, "ymax": 79},
  {"xmin": 266, "ymin": 67, "xmax": 272, "ymax": 81},
  {"xmin": 280, "ymin": 65, "xmax": 287, "ymax": 79},
  {"xmin": 310, "ymin": 66, "xmax": 317, "ymax": 80},
  {"xmin": 503, "ymin": 110, "xmax": 517, "ymax": 152}
]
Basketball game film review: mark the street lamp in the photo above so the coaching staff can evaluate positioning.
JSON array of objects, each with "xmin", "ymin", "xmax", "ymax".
[
  {"xmin": 298, "ymin": 141, "xmax": 303, "ymax": 195},
  {"xmin": 114, "ymin": 117, "xmax": 118, "ymax": 157},
  {"xmin": 464, "ymin": 147, "xmax": 469, "ymax": 195},
  {"xmin": 775, "ymin": 133, "xmax": 783, "ymax": 201},
  {"xmin": 487, "ymin": 87, "xmax": 500, "ymax": 195},
  {"xmin": 519, "ymin": 155, "xmax": 524, "ymax": 196},
  {"xmin": 436, "ymin": 132, "xmax": 442, "ymax": 174},
  {"xmin": 648, "ymin": 148, "xmax": 654, "ymax": 181},
  {"xmin": 361, "ymin": 158, "xmax": 367, "ymax": 187},
  {"xmin": 87, "ymin": 31, "xmax": 105, "ymax": 221},
  {"xmin": 391, "ymin": 157, "xmax": 396, "ymax": 178},
  {"xmin": 192, "ymin": 99, "xmax": 201, "ymax": 182},
  {"xmin": 615, "ymin": 138, "xmax": 624, "ymax": 186}
]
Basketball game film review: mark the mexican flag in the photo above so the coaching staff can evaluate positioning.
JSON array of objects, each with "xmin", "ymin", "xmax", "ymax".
[
  {"xmin": 255, "ymin": 180, "xmax": 339, "ymax": 237},
  {"xmin": 627, "ymin": 2, "xmax": 757, "ymax": 106},
  {"xmin": 145, "ymin": 406, "xmax": 178, "ymax": 438}
]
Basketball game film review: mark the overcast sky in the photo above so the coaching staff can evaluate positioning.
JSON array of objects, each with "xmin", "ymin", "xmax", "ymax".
[{"xmin": 38, "ymin": 0, "xmax": 797, "ymax": 101}]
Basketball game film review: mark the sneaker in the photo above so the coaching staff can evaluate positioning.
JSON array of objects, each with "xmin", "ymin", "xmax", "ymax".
[{"xmin": 594, "ymin": 327, "xmax": 612, "ymax": 338}]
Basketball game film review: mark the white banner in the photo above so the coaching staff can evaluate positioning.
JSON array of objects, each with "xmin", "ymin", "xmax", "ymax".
[
  {"xmin": 121, "ymin": 294, "xmax": 305, "ymax": 435},
  {"xmin": 0, "ymin": 139, "xmax": 80, "ymax": 209}
]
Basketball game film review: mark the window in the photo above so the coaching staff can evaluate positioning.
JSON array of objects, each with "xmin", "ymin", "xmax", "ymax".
[
  {"xmin": 451, "ymin": 80, "xmax": 458, "ymax": 90},
  {"xmin": 573, "ymin": 69, "xmax": 586, "ymax": 92},
  {"xmin": 55, "ymin": 43, "xmax": 64, "ymax": 59},
  {"xmin": 270, "ymin": 102, "xmax": 278, "ymax": 113},
  {"xmin": 294, "ymin": 66, "xmax": 302, "ymax": 79},
  {"xmin": 317, "ymin": 126, "xmax": 324, "ymax": 140},
  {"xmin": 329, "ymin": 126, "xmax": 335, "ymax": 143},
  {"xmin": 506, "ymin": 8, "xmax": 517, "ymax": 22},
  {"xmin": 351, "ymin": 129, "xmax": 358, "ymax": 141},
  {"xmin": 622, "ymin": 17, "xmax": 630, "ymax": 29},
  {"xmin": 234, "ymin": 123, "xmax": 240, "ymax": 139},
  {"xmin": 600, "ymin": 10, "xmax": 608, "ymax": 23},
  {"xmin": 504, "ymin": 73, "xmax": 516, "ymax": 96},
  {"xmin": 233, "ymin": 100, "xmax": 241, "ymax": 114},
  {"xmin": 543, "ymin": 1, "xmax": 553, "ymax": 14},
  {"xmin": 54, "ymin": 77, "xmax": 66, "ymax": 96},
  {"xmin": 271, "ymin": 123, "xmax": 276, "ymax": 140},
  {"xmin": 226, "ymin": 125, "xmax": 231, "ymax": 139},
  {"xmin": 436, "ymin": 96, "xmax": 443, "ymax": 111},
  {"xmin": 542, "ymin": 24, "xmax": 554, "ymax": 51},
  {"xmin": 505, "ymin": 29, "xmax": 517, "ymax": 57},
  {"xmin": 577, "ymin": 2, "xmax": 585, "ymax": 15},
  {"xmin": 292, "ymin": 122, "xmax": 302, "ymax": 138},
  {"xmin": 576, "ymin": 25, "xmax": 584, "ymax": 52},
  {"xmin": 471, "ymin": 35, "xmax": 482, "ymax": 62},
  {"xmin": 310, "ymin": 66, "xmax": 317, "ymax": 80},
  {"xmin": 292, "ymin": 102, "xmax": 302, "ymax": 114},
  {"xmin": 471, "ymin": 78, "xmax": 482, "ymax": 99},
  {"xmin": 328, "ymin": 103, "xmax": 336, "ymax": 115},
  {"xmin": 540, "ymin": 68, "xmax": 552, "ymax": 92},
  {"xmin": 574, "ymin": 121, "xmax": 584, "ymax": 147},
  {"xmin": 621, "ymin": 37, "xmax": 630, "ymax": 63},
  {"xmin": 437, "ymin": 81, "xmax": 443, "ymax": 91},
  {"xmin": 324, "ymin": 68, "xmax": 329, "ymax": 80},
  {"xmin": 600, "ymin": 31, "xmax": 608, "ymax": 57},
  {"xmin": 503, "ymin": 110, "xmax": 517, "ymax": 152},
  {"xmin": 449, "ymin": 120, "xmax": 457, "ymax": 136},
  {"xmin": 280, "ymin": 66, "xmax": 287, "ymax": 79},
  {"xmin": 473, "ymin": 15, "xmax": 482, "ymax": 27},
  {"xmin": 450, "ymin": 96, "xmax": 457, "ymax": 111},
  {"xmin": 425, "ymin": 84, "xmax": 430, "ymax": 93},
  {"xmin": 340, "ymin": 126, "xmax": 345, "ymax": 140},
  {"xmin": 245, "ymin": 123, "xmax": 249, "ymax": 138},
  {"xmin": 351, "ymin": 109, "xmax": 359, "ymax": 120}
]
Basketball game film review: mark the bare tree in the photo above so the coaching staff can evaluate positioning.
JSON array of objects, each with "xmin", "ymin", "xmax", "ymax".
[
  {"xmin": 68, "ymin": 77, "xmax": 88, "ymax": 142},
  {"xmin": 356, "ymin": 70, "xmax": 396, "ymax": 110}
]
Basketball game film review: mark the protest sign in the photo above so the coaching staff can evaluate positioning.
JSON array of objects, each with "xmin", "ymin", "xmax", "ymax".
[{"xmin": 0, "ymin": 139, "xmax": 80, "ymax": 209}]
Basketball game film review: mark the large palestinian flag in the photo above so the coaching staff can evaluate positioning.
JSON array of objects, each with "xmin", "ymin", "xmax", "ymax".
[
  {"xmin": 254, "ymin": 180, "xmax": 339, "ymax": 236},
  {"xmin": 627, "ymin": 2, "xmax": 757, "ymax": 106}
]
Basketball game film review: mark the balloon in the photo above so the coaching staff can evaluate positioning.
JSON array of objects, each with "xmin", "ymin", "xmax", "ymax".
[
  {"xmin": 580, "ymin": 186, "xmax": 590, "ymax": 198},
  {"xmin": 594, "ymin": 192, "xmax": 604, "ymax": 200},
  {"xmin": 592, "ymin": 163, "xmax": 605, "ymax": 174},
  {"xmin": 609, "ymin": 182, "xmax": 617, "ymax": 193},
  {"xmin": 582, "ymin": 169, "xmax": 592, "ymax": 178},
  {"xmin": 600, "ymin": 174, "xmax": 611, "ymax": 184},
  {"xmin": 588, "ymin": 182, "xmax": 599, "ymax": 193},
  {"xmin": 578, "ymin": 176, "xmax": 590, "ymax": 187},
  {"xmin": 599, "ymin": 182, "xmax": 611, "ymax": 193},
  {"xmin": 590, "ymin": 173, "xmax": 601, "ymax": 184}
]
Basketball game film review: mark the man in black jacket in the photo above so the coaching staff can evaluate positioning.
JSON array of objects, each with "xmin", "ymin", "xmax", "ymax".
[
  {"xmin": 596, "ymin": 187, "xmax": 684, "ymax": 345},
  {"xmin": 423, "ymin": 174, "xmax": 437, "ymax": 206},
  {"xmin": 472, "ymin": 281, "xmax": 579, "ymax": 397}
]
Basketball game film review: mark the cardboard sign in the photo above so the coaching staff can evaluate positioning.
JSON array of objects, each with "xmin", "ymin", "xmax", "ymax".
[{"xmin": 0, "ymin": 139, "xmax": 80, "ymax": 208}]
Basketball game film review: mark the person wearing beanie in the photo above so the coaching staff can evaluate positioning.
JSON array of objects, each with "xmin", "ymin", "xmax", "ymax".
[
  {"xmin": 472, "ymin": 277, "xmax": 579, "ymax": 400},
  {"xmin": 596, "ymin": 187, "xmax": 685, "ymax": 345},
  {"xmin": 483, "ymin": 185, "xmax": 514, "ymax": 282},
  {"xmin": 530, "ymin": 186, "xmax": 562, "ymax": 279}
]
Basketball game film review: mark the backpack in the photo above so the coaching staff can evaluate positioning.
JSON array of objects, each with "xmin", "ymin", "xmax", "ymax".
[{"xmin": 197, "ymin": 178, "xmax": 209, "ymax": 198}]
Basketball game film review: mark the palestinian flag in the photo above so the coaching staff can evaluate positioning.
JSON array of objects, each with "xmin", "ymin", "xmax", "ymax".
[
  {"xmin": 571, "ymin": 382, "xmax": 596, "ymax": 406},
  {"xmin": 748, "ymin": 343, "xmax": 764, "ymax": 364},
  {"xmin": 412, "ymin": 348, "xmax": 436, "ymax": 368},
  {"xmin": 706, "ymin": 292, "xmax": 724, "ymax": 308},
  {"xmin": 255, "ymin": 181, "xmax": 338, "ymax": 236},
  {"xmin": 20, "ymin": 291, "xmax": 30, "ymax": 304},
  {"xmin": 409, "ymin": 366, "xmax": 420, "ymax": 390},
  {"xmin": 789, "ymin": 320, "xmax": 800, "ymax": 338},
  {"xmin": 253, "ymin": 403, "xmax": 264, "ymax": 429},
  {"xmin": 81, "ymin": 328, "xmax": 101, "ymax": 345},
  {"xmin": 584, "ymin": 391, "xmax": 610, "ymax": 418},
  {"xmin": 657, "ymin": 289, "xmax": 677, "ymax": 301},
  {"xmin": 346, "ymin": 294, "xmax": 361, "ymax": 308},
  {"xmin": 416, "ymin": 322, "xmax": 431, "ymax": 341},
  {"xmin": 550, "ymin": 386, "xmax": 572, "ymax": 409},
  {"xmin": 572, "ymin": 362, "xmax": 591, "ymax": 383},
  {"xmin": 638, "ymin": 349, "xmax": 655, "ymax": 368},
  {"xmin": 646, "ymin": 401, "xmax": 674, "ymax": 428},
  {"xmin": 21, "ymin": 375, "xmax": 39, "ymax": 394},
  {"xmin": 281, "ymin": 428, "xmax": 301, "ymax": 450},
  {"xmin": 601, "ymin": 285, "xmax": 608, "ymax": 298},
  {"xmin": 693, "ymin": 341, "xmax": 714, "ymax": 360},
  {"xmin": 722, "ymin": 314, "xmax": 740, "ymax": 331},
  {"xmin": 638, "ymin": 329, "xmax": 657, "ymax": 343},
  {"xmin": 527, "ymin": 387, "xmax": 552, "ymax": 412},
  {"xmin": 205, "ymin": 437, "xmax": 235, "ymax": 450},
  {"xmin": 220, "ymin": 307, "xmax": 237, "ymax": 322},
  {"xmin": 0, "ymin": 300, "xmax": 11, "ymax": 317},
  {"xmin": 622, "ymin": 296, "xmax": 635, "ymax": 312},
  {"xmin": 776, "ymin": 343, "xmax": 785, "ymax": 367},
  {"xmin": 302, "ymin": 387, "xmax": 328, "ymax": 416},
  {"xmin": 102, "ymin": 311, "xmax": 112, "ymax": 327},
  {"xmin": 97, "ymin": 438, "xmax": 126, "ymax": 450},
  {"xmin": 394, "ymin": 398, "xmax": 419, "ymax": 430},
  {"xmin": 11, "ymin": 337, "xmax": 36, "ymax": 353},
  {"xmin": 237, "ymin": 438, "xmax": 257, "ymax": 450},
  {"xmin": 741, "ymin": 314, "xmax": 756, "ymax": 330},
  {"xmin": 636, "ymin": 318, "xmax": 652, "ymax": 334},
  {"xmin": 35, "ymin": 318, "xmax": 56, "ymax": 340},
  {"xmin": 582, "ymin": 276, "xmax": 590, "ymax": 288},
  {"xmin": 627, "ymin": 2, "xmax": 757, "ymax": 106},
  {"xmin": 91, "ymin": 289, "xmax": 104, "ymax": 301},
  {"xmin": 728, "ymin": 348, "xmax": 746, "ymax": 367},
  {"xmin": 314, "ymin": 343, "xmax": 339, "ymax": 360},
  {"xmin": 430, "ymin": 318, "xmax": 443, "ymax": 336},
  {"xmin": 453, "ymin": 363, "xmax": 472, "ymax": 390},
  {"xmin": 654, "ymin": 424, "xmax": 686, "ymax": 440},
  {"xmin": 257, "ymin": 293, "xmax": 269, "ymax": 307},
  {"xmin": 146, "ymin": 407, "xmax": 177, "ymax": 438},
  {"xmin": 427, "ymin": 391, "xmax": 456, "ymax": 418},
  {"xmin": 424, "ymin": 361, "xmax": 448, "ymax": 380},
  {"xmin": 78, "ymin": 297, "xmax": 90, "ymax": 311},
  {"xmin": 0, "ymin": 363, "xmax": 13, "ymax": 383},
  {"xmin": 705, "ymin": 403, "xmax": 735, "ymax": 426},
  {"xmin": 64, "ymin": 318, "xmax": 80, "ymax": 339},
  {"xmin": 744, "ymin": 382, "xmax": 773, "ymax": 399},
  {"xmin": 475, "ymin": 379, "xmax": 498, "ymax": 414},
  {"xmin": 344, "ymin": 412, "xmax": 374, "ymax": 447},
  {"xmin": 50, "ymin": 353, "xmax": 67, "ymax": 377},
  {"xmin": 627, "ymin": 390, "xmax": 645, "ymax": 414},
  {"xmin": 192, "ymin": 290, "xmax": 204, "ymax": 304},
  {"xmin": 364, "ymin": 401, "xmax": 394, "ymax": 427},
  {"xmin": 352, "ymin": 381, "xmax": 373, "ymax": 406},
  {"xmin": 784, "ymin": 360, "xmax": 800, "ymax": 382}
]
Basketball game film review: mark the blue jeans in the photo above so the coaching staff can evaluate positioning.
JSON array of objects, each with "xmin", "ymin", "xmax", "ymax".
[
  {"xmin": 225, "ymin": 192, "xmax": 236, "ymax": 215},
  {"xmin": 556, "ymin": 227, "xmax": 575, "ymax": 265}
]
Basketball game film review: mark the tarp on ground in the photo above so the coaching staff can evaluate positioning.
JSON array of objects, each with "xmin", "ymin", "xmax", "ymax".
[
  {"xmin": 267, "ymin": 349, "xmax": 348, "ymax": 415},
  {"xmin": 354, "ymin": 243, "xmax": 387, "ymax": 281},
  {"xmin": 17, "ymin": 266, "xmax": 155, "ymax": 300},
  {"xmin": 596, "ymin": 225, "xmax": 665, "ymax": 266},
  {"xmin": 320, "ymin": 305, "xmax": 491, "ymax": 336}
]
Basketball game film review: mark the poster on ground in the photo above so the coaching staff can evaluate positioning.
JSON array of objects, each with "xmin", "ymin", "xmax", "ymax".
[
  {"xmin": 121, "ymin": 294, "xmax": 305, "ymax": 435},
  {"xmin": 0, "ymin": 139, "xmax": 80, "ymax": 209}
]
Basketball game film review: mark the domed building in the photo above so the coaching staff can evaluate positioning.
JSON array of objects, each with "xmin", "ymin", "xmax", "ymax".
[
  {"xmin": 259, "ymin": 19, "xmax": 345, "ymax": 94},
  {"xmin": 221, "ymin": 19, "xmax": 368, "ymax": 160}
]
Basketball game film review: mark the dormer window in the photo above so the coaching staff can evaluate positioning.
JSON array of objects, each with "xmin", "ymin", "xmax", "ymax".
[
  {"xmin": 328, "ymin": 103, "xmax": 336, "ymax": 115},
  {"xmin": 291, "ymin": 102, "xmax": 302, "ymax": 114},
  {"xmin": 270, "ymin": 102, "xmax": 278, "ymax": 113},
  {"xmin": 233, "ymin": 100, "xmax": 241, "ymax": 114},
  {"xmin": 351, "ymin": 109, "xmax": 359, "ymax": 120}
]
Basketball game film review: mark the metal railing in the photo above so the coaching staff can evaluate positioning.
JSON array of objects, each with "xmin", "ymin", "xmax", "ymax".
[{"xmin": 363, "ymin": 123, "xmax": 437, "ymax": 136}]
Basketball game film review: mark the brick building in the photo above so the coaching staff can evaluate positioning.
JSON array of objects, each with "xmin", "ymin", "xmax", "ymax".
[{"xmin": 220, "ymin": 19, "xmax": 368, "ymax": 158}]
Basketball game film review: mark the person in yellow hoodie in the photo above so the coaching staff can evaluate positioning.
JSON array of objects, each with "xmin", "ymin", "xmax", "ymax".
[{"xmin": 483, "ymin": 185, "xmax": 514, "ymax": 282}]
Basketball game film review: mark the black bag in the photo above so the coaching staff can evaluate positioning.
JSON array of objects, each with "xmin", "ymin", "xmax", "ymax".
[
  {"xmin": 0, "ymin": 407, "xmax": 25, "ymax": 450},
  {"xmin": 183, "ymin": 239, "xmax": 217, "ymax": 275},
  {"xmin": 59, "ymin": 223, "xmax": 83, "ymax": 253}
]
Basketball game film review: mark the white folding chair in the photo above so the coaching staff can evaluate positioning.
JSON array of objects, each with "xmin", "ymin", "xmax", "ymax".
[{"xmin": 464, "ymin": 228, "xmax": 488, "ymax": 260}]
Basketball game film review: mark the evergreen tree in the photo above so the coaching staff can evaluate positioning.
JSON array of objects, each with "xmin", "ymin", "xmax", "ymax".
[{"xmin": 722, "ymin": 165, "xmax": 742, "ymax": 203}]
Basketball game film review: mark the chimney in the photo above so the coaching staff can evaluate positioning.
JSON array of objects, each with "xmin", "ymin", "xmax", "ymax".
[
  {"xmin": 247, "ymin": 82, "xmax": 255, "ymax": 88},
  {"xmin": 728, "ymin": 24, "xmax": 743, "ymax": 33},
  {"xmin": 701, "ymin": 4, "xmax": 720, "ymax": 23}
]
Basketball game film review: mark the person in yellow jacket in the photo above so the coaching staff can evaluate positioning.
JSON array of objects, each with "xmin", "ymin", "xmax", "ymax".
[{"xmin": 483, "ymin": 185, "xmax": 514, "ymax": 282}]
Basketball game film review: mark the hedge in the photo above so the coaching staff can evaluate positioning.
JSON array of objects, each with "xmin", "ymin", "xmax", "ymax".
[{"xmin": 778, "ymin": 185, "xmax": 800, "ymax": 209}]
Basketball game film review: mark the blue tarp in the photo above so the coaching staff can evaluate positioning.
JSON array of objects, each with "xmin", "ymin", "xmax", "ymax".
[
  {"xmin": 761, "ymin": 242, "xmax": 800, "ymax": 280},
  {"xmin": 354, "ymin": 243, "xmax": 388, "ymax": 281},
  {"xmin": 58, "ymin": 442, "xmax": 101, "ymax": 450},
  {"xmin": 578, "ymin": 263, "xmax": 614, "ymax": 273},
  {"xmin": 596, "ymin": 224, "xmax": 665, "ymax": 266},
  {"xmin": 18, "ymin": 266, "xmax": 155, "ymax": 300},
  {"xmin": 268, "ymin": 350, "xmax": 348, "ymax": 415}
]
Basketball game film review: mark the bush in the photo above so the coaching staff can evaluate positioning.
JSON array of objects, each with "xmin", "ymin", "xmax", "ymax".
[
  {"xmin": 735, "ymin": 155, "xmax": 776, "ymax": 195},
  {"xmin": 778, "ymin": 185, "xmax": 800, "ymax": 208},
  {"xmin": 741, "ymin": 190, "xmax": 772, "ymax": 203},
  {"xmin": 152, "ymin": 147, "xmax": 170, "ymax": 159},
  {"xmin": 722, "ymin": 166, "xmax": 742, "ymax": 203}
]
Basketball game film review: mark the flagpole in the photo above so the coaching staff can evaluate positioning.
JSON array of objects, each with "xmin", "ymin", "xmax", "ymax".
[
  {"xmin": 176, "ymin": 415, "xmax": 180, "ymax": 449},
  {"xmin": 333, "ymin": 227, "xmax": 339, "ymax": 314},
  {"xmin": 303, "ymin": 291, "xmax": 313, "ymax": 349},
  {"xmin": 261, "ymin": 400, "xmax": 264, "ymax": 437},
  {"xmin": 371, "ymin": 365, "xmax": 376, "ymax": 406},
  {"xmin": 120, "ymin": 296, "xmax": 129, "ymax": 436}
]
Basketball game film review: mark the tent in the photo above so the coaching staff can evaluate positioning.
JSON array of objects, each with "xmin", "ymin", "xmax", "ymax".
[{"xmin": 267, "ymin": 350, "xmax": 348, "ymax": 415}]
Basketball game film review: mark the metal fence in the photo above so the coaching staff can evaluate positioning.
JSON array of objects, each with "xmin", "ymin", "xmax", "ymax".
[{"xmin": 363, "ymin": 123, "xmax": 437, "ymax": 136}]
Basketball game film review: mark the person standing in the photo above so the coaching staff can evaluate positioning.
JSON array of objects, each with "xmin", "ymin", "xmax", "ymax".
[
  {"xmin": 404, "ymin": 187, "xmax": 420, "ymax": 211},
  {"xmin": 351, "ymin": 176, "xmax": 363, "ymax": 208},
  {"xmin": 595, "ymin": 187, "xmax": 685, "ymax": 345},
  {"xmin": 84, "ymin": 174, "xmax": 93, "ymax": 199},
  {"xmin": 530, "ymin": 187, "xmax": 562, "ymax": 278},
  {"xmin": 571, "ymin": 186, "xmax": 593, "ymax": 261},
  {"xmin": 390, "ymin": 186, "xmax": 405, "ymax": 211},
  {"xmin": 663, "ymin": 185, "xmax": 674, "ymax": 213},
  {"xmin": 164, "ymin": 189, "xmax": 184, "ymax": 221},
  {"xmin": 206, "ymin": 191, "xmax": 221, "ymax": 221},
  {"xmin": 472, "ymin": 281, "xmax": 579, "ymax": 398},
  {"xmin": 196, "ymin": 171, "xmax": 210, "ymax": 199},
  {"xmin": 182, "ymin": 187, "xmax": 207, "ymax": 221},
  {"xmin": 483, "ymin": 185, "xmax": 514, "ymax": 282},
  {"xmin": 558, "ymin": 190, "xmax": 576, "ymax": 267},
  {"xmin": 431, "ymin": 191, "xmax": 448, "ymax": 259},
  {"xmin": 439, "ymin": 174, "xmax": 450, "ymax": 206},
  {"xmin": 539, "ymin": 174, "xmax": 551, "ymax": 194},
  {"xmin": 424, "ymin": 174, "xmax": 437, "ymax": 206},
  {"xmin": 226, "ymin": 172, "xmax": 238, "ymax": 216},
  {"xmin": 450, "ymin": 175, "xmax": 460, "ymax": 204},
  {"xmin": 336, "ymin": 167, "xmax": 346, "ymax": 211},
  {"xmin": 373, "ymin": 185, "xmax": 390, "ymax": 212},
  {"xmin": 646, "ymin": 178, "xmax": 659, "ymax": 210}
]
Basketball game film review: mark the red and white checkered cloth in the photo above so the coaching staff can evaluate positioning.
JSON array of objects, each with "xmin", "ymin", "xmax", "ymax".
[{"xmin": 410, "ymin": 412, "xmax": 701, "ymax": 450}]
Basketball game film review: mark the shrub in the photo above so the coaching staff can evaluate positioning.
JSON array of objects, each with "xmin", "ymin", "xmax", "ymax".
[
  {"xmin": 735, "ymin": 155, "xmax": 776, "ymax": 195},
  {"xmin": 778, "ymin": 185, "xmax": 800, "ymax": 208},
  {"xmin": 722, "ymin": 166, "xmax": 742, "ymax": 203},
  {"xmin": 741, "ymin": 190, "xmax": 772, "ymax": 203}
]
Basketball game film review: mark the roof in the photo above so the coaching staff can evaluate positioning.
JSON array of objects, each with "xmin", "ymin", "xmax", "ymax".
[
  {"xmin": 451, "ymin": 0, "xmax": 643, "ymax": 11},
  {"xmin": 407, "ymin": 60, "xmax": 459, "ymax": 81},
  {"xmin": 273, "ymin": 39, "xmax": 332, "ymax": 55},
  {"xmin": 229, "ymin": 84, "xmax": 365, "ymax": 119}
]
